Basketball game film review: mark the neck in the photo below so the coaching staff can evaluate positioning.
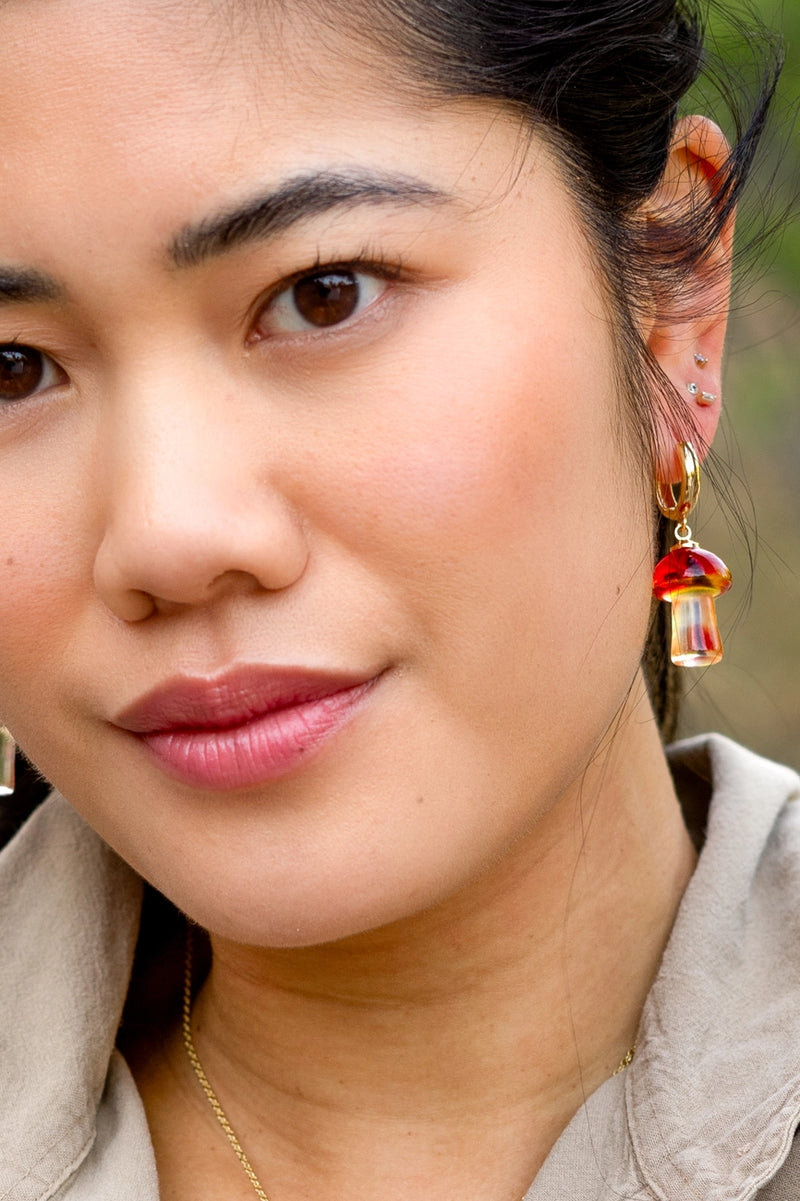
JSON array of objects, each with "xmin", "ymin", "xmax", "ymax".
[{"xmin": 172, "ymin": 685, "xmax": 695, "ymax": 1195}]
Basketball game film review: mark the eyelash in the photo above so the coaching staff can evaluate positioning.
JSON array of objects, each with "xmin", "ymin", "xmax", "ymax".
[{"xmin": 0, "ymin": 250, "xmax": 409, "ymax": 408}]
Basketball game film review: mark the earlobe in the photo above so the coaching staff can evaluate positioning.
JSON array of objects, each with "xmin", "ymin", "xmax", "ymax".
[{"xmin": 644, "ymin": 115, "xmax": 736, "ymax": 473}]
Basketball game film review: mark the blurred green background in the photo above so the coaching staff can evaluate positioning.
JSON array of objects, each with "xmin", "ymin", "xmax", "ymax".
[{"xmin": 676, "ymin": 0, "xmax": 799, "ymax": 766}]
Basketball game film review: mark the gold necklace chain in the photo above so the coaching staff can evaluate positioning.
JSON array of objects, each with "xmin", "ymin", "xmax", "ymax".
[
  {"xmin": 182, "ymin": 928, "xmax": 637, "ymax": 1201},
  {"xmin": 612, "ymin": 1040, "xmax": 638, "ymax": 1075},
  {"xmin": 182, "ymin": 930, "xmax": 271, "ymax": 1200}
]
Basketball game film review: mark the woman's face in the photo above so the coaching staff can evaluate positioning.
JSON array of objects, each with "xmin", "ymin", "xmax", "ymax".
[{"xmin": 0, "ymin": 0, "xmax": 655, "ymax": 944}]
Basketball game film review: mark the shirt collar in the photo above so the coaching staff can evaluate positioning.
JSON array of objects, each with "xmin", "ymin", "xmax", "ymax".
[
  {"xmin": 0, "ymin": 795, "xmax": 142, "ymax": 1197},
  {"xmin": 531, "ymin": 735, "xmax": 800, "ymax": 1200}
]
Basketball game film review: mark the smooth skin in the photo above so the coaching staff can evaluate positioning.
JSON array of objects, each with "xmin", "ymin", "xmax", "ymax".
[{"xmin": 0, "ymin": 2, "xmax": 731, "ymax": 1197}]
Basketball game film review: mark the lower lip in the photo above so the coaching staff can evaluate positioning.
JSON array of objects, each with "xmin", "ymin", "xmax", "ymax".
[{"xmin": 137, "ymin": 679, "xmax": 376, "ymax": 790}]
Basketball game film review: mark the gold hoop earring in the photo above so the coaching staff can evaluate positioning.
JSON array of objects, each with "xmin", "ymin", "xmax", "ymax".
[
  {"xmin": 652, "ymin": 441, "xmax": 732, "ymax": 667},
  {"xmin": 0, "ymin": 726, "xmax": 15, "ymax": 797},
  {"xmin": 654, "ymin": 441, "xmax": 701, "ymax": 530}
]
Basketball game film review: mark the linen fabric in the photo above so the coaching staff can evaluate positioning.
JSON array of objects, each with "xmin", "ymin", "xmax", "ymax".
[{"xmin": 1, "ymin": 735, "xmax": 799, "ymax": 1200}]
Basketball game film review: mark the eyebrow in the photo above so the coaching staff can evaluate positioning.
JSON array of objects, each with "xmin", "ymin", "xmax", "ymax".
[
  {"xmin": 168, "ymin": 170, "xmax": 450, "ymax": 269},
  {"xmin": 0, "ymin": 268, "xmax": 64, "ymax": 305}
]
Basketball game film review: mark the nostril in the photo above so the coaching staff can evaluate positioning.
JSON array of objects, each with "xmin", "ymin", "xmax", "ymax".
[
  {"xmin": 119, "ymin": 591, "xmax": 157, "ymax": 622},
  {"xmin": 92, "ymin": 485, "xmax": 310, "ymax": 620},
  {"xmin": 93, "ymin": 541, "xmax": 157, "ymax": 622}
]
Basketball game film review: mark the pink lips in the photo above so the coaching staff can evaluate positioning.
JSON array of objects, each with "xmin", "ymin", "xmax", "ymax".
[{"xmin": 114, "ymin": 667, "xmax": 379, "ymax": 790}]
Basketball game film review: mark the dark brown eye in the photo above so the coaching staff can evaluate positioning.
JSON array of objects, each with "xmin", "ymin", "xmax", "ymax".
[
  {"xmin": 292, "ymin": 272, "xmax": 360, "ymax": 327},
  {"xmin": 258, "ymin": 268, "xmax": 387, "ymax": 337},
  {"xmin": 0, "ymin": 344, "xmax": 62, "ymax": 403}
]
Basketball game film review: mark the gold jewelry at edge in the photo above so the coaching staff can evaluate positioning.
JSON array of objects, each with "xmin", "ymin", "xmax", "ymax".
[
  {"xmin": 0, "ymin": 726, "xmax": 15, "ymax": 797},
  {"xmin": 655, "ymin": 440, "xmax": 701, "ymax": 528},
  {"xmin": 182, "ymin": 928, "xmax": 637, "ymax": 1200},
  {"xmin": 612, "ymin": 1040, "xmax": 638, "ymax": 1075}
]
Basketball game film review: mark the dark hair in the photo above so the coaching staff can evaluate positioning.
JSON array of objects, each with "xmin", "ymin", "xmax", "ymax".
[{"xmin": 294, "ymin": 0, "xmax": 782, "ymax": 738}]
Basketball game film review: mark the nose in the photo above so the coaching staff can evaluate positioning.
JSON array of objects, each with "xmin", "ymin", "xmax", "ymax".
[{"xmin": 93, "ymin": 371, "xmax": 310, "ymax": 621}]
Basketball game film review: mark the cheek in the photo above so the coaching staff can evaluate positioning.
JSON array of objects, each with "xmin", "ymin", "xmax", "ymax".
[
  {"xmin": 0, "ymin": 423, "xmax": 96, "ymax": 732},
  {"xmin": 281, "ymin": 286, "xmax": 654, "ymax": 779},
  {"xmin": 297, "ymin": 285, "xmax": 649, "ymax": 647},
  {"xmin": 302, "ymin": 316, "xmax": 584, "ymax": 546}
]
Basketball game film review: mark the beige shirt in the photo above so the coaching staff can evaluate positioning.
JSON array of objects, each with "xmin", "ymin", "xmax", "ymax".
[{"xmin": 1, "ymin": 735, "xmax": 800, "ymax": 1200}]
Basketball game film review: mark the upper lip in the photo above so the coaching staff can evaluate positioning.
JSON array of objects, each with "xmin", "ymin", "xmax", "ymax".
[{"xmin": 113, "ymin": 665, "xmax": 378, "ymax": 734}]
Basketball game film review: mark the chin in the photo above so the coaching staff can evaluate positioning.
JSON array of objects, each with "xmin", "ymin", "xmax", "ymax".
[
  {"xmin": 161, "ymin": 831, "xmax": 472, "ymax": 951},
  {"xmin": 185, "ymin": 887, "xmax": 427, "ymax": 950}
]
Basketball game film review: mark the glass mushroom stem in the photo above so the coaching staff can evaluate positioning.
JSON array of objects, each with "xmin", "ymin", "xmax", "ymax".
[
  {"xmin": 652, "ymin": 544, "xmax": 732, "ymax": 668},
  {"xmin": 669, "ymin": 589, "xmax": 724, "ymax": 666}
]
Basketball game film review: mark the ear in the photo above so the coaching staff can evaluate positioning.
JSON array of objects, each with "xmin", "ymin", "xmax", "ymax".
[{"xmin": 644, "ymin": 116, "xmax": 735, "ymax": 481}]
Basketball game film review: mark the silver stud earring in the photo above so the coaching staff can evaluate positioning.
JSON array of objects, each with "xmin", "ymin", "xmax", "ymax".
[
  {"xmin": 688, "ymin": 382, "xmax": 700, "ymax": 396},
  {"xmin": 0, "ymin": 726, "xmax": 15, "ymax": 797}
]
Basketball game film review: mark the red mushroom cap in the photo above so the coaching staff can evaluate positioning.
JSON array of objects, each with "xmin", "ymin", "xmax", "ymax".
[{"xmin": 652, "ymin": 546, "xmax": 732, "ymax": 603}]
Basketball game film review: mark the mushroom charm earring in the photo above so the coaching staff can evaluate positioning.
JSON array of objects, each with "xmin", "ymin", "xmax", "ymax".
[
  {"xmin": 652, "ymin": 442, "xmax": 732, "ymax": 666},
  {"xmin": 0, "ymin": 726, "xmax": 14, "ymax": 796}
]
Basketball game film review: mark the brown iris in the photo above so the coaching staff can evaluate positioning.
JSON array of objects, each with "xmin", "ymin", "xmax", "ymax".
[
  {"xmin": 0, "ymin": 346, "xmax": 45, "ymax": 402},
  {"xmin": 292, "ymin": 271, "xmax": 360, "ymax": 327}
]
